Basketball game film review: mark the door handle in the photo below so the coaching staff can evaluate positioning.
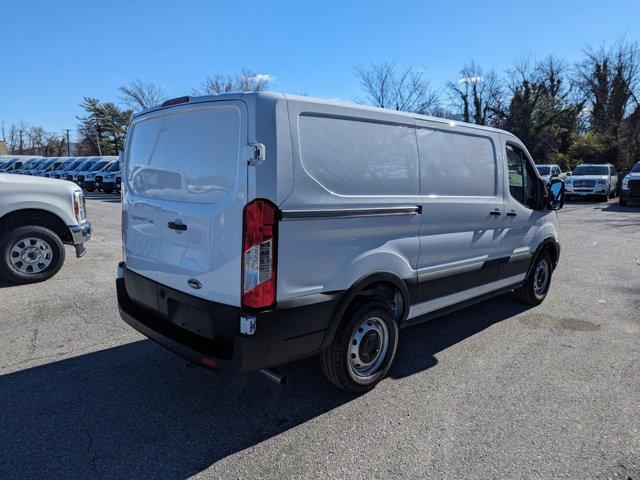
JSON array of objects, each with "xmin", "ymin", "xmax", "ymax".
[
  {"xmin": 506, "ymin": 210, "xmax": 517, "ymax": 217},
  {"xmin": 489, "ymin": 209, "xmax": 502, "ymax": 216},
  {"xmin": 168, "ymin": 221, "xmax": 188, "ymax": 231}
]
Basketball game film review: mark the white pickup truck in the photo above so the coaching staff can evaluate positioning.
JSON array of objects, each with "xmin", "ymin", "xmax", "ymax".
[{"xmin": 0, "ymin": 173, "xmax": 91, "ymax": 284}]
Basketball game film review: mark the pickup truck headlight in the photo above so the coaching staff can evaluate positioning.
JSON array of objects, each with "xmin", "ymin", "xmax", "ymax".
[
  {"xmin": 73, "ymin": 190, "xmax": 86, "ymax": 223},
  {"xmin": 622, "ymin": 177, "xmax": 630, "ymax": 190}
]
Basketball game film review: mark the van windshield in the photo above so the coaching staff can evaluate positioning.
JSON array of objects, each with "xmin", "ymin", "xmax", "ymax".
[
  {"xmin": 63, "ymin": 161, "xmax": 81, "ymax": 171},
  {"xmin": 78, "ymin": 161, "xmax": 96, "ymax": 171},
  {"xmin": 536, "ymin": 166, "xmax": 551, "ymax": 175},
  {"xmin": 105, "ymin": 161, "xmax": 120, "ymax": 172},
  {"xmin": 89, "ymin": 160, "xmax": 109, "ymax": 172},
  {"xmin": 572, "ymin": 165, "xmax": 608, "ymax": 176},
  {"xmin": 127, "ymin": 106, "xmax": 241, "ymax": 203}
]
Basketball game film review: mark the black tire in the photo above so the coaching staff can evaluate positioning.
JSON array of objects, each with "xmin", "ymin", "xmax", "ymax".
[
  {"xmin": 321, "ymin": 300, "xmax": 398, "ymax": 393},
  {"xmin": 0, "ymin": 225, "xmax": 65, "ymax": 285},
  {"xmin": 103, "ymin": 187, "xmax": 114, "ymax": 194},
  {"xmin": 619, "ymin": 197, "xmax": 628, "ymax": 207},
  {"xmin": 514, "ymin": 251, "xmax": 553, "ymax": 306}
]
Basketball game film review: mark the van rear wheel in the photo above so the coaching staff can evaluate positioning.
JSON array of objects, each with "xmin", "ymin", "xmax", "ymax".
[
  {"xmin": 514, "ymin": 251, "xmax": 553, "ymax": 306},
  {"xmin": 321, "ymin": 300, "xmax": 398, "ymax": 393}
]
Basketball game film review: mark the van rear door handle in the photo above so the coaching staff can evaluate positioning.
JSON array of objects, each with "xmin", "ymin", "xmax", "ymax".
[
  {"xmin": 168, "ymin": 221, "xmax": 188, "ymax": 231},
  {"xmin": 489, "ymin": 209, "xmax": 502, "ymax": 216}
]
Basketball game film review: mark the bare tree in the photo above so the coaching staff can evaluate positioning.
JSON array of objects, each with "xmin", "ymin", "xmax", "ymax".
[
  {"xmin": 354, "ymin": 61, "xmax": 439, "ymax": 114},
  {"xmin": 447, "ymin": 62, "xmax": 503, "ymax": 125},
  {"xmin": 119, "ymin": 79, "xmax": 167, "ymax": 111},
  {"xmin": 194, "ymin": 69, "xmax": 271, "ymax": 95},
  {"xmin": 27, "ymin": 126, "xmax": 46, "ymax": 155},
  {"xmin": 575, "ymin": 38, "xmax": 640, "ymax": 135}
]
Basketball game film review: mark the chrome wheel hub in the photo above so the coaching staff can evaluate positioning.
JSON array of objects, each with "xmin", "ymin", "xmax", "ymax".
[
  {"xmin": 533, "ymin": 259, "xmax": 550, "ymax": 299},
  {"xmin": 348, "ymin": 316, "xmax": 389, "ymax": 378},
  {"xmin": 8, "ymin": 237, "xmax": 53, "ymax": 274}
]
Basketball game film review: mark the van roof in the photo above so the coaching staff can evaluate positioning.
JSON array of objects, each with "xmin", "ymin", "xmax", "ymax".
[{"xmin": 134, "ymin": 91, "xmax": 514, "ymax": 137}]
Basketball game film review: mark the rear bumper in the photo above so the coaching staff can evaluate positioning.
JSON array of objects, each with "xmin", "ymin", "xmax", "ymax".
[{"xmin": 117, "ymin": 264, "xmax": 342, "ymax": 373}]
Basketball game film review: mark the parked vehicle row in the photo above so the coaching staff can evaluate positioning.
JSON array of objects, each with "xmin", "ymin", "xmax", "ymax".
[{"xmin": 0, "ymin": 155, "xmax": 121, "ymax": 194}]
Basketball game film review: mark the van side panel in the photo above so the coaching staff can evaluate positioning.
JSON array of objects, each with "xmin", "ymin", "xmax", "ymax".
[
  {"xmin": 412, "ymin": 120, "xmax": 505, "ymax": 314},
  {"xmin": 278, "ymin": 98, "xmax": 421, "ymax": 302}
]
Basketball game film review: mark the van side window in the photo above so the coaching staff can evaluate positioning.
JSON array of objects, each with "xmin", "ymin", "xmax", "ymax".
[
  {"xmin": 298, "ymin": 115, "xmax": 418, "ymax": 196},
  {"xmin": 416, "ymin": 128, "xmax": 496, "ymax": 196},
  {"xmin": 506, "ymin": 144, "xmax": 536, "ymax": 209}
]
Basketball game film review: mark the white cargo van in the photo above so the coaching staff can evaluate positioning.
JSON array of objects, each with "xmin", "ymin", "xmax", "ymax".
[{"xmin": 117, "ymin": 92, "xmax": 564, "ymax": 392}]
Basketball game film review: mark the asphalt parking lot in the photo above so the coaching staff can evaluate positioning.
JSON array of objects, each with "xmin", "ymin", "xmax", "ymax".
[{"xmin": 1, "ymin": 194, "xmax": 639, "ymax": 480}]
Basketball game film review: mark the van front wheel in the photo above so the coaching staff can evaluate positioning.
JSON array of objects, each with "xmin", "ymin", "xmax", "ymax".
[
  {"xmin": 514, "ymin": 251, "xmax": 553, "ymax": 306},
  {"xmin": 321, "ymin": 300, "xmax": 398, "ymax": 393}
]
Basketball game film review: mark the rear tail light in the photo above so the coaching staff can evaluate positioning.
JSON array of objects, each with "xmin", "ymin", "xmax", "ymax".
[{"xmin": 242, "ymin": 199, "xmax": 278, "ymax": 309}]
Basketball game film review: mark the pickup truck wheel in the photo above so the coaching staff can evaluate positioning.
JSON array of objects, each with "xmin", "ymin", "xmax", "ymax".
[
  {"xmin": 514, "ymin": 251, "xmax": 553, "ymax": 306},
  {"xmin": 321, "ymin": 300, "xmax": 398, "ymax": 393},
  {"xmin": 0, "ymin": 225, "xmax": 65, "ymax": 285}
]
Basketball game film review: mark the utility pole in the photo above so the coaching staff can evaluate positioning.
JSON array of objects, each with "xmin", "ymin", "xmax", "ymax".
[
  {"xmin": 18, "ymin": 129, "xmax": 24, "ymax": 154},
  {"xmin": 95, "ymin": 122, "xmax": 102, "ymax": 156},
  {"xmin": 63, "ymin": 129, "xmax": 71, "ymax": 156}
]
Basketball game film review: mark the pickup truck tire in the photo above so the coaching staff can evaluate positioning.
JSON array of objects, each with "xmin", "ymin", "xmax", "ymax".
[
  {"xmin": 514, "ymin": 251, "xmax": 553, "ymax": 306},
  {"xmin": 321, "ymin": 300, "xmax": 398, "ymax": 393},
  {"xmin": 0, "ymin": 225, "xmax": 65, "ymax": 285}
]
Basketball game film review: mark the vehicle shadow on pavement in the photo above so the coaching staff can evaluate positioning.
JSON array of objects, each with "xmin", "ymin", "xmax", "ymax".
[
  {"xmin": 601, "ymin": 203, "xmax": 640, "ymax": 212},
  {"xmin": 0, "ymin": 294, "xmax": 529, "ymax": 479}
]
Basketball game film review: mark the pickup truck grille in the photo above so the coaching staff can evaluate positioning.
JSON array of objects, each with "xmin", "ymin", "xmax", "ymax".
[
  {"xmin": 574, "ymin": 180, "xmax": 596, "ymax": 188},
  {"xmin": 629, "ymin": 179, "xmax": 640, "ymax": 191},
  {"xmin": 95, "ymin": 175, "xmax": 103, "ymax": 183},
  {"xmin": 78, "ymin": 175, "xmax": 85, "ymax": 182}
]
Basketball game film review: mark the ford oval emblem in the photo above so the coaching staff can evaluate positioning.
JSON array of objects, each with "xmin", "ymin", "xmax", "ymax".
[{"xmin": 188, "ymin": 279, "xmax": 202, "ymax": 290}]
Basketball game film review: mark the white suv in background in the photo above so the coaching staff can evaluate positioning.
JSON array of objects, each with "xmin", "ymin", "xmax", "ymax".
[{"xmin": 565, "ymin": 163, "xmax": 618, "ymax": 201}]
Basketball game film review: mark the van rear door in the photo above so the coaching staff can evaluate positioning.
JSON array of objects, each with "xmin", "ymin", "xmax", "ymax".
[{"xmin": 125, "ymin": 101, "xmax": 247, "ymax": 307}]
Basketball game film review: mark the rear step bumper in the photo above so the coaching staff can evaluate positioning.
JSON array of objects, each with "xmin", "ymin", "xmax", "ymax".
[{"xmin": 117, "ymin": 264, "xmax": 342, "ymax": 373}]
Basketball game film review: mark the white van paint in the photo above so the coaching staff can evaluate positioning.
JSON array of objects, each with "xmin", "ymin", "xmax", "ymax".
[{"xmin": 118, "ymin": 92, "xmax": 562, "ymax": 392}]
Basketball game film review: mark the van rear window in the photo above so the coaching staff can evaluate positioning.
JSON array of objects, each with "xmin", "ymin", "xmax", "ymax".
[
  {"xmin": 126, "ymin": 107, "xmax": 241, "ymax": 203},
  {"xmin": 298, "ymin": 115, "xmax": 419, "ymax": 196}
]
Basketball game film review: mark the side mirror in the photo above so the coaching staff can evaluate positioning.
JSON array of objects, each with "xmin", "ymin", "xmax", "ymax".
[
  {"xmin": 551, "ymin": 172, "xmax": 559, "ymax": 178},
  {"xmin": 547, "ymin": 178, "xmax": 565, "ymax": 210}
]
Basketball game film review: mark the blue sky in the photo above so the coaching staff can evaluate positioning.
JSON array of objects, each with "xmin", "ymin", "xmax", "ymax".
[{"xmin": 1, "ymin": 0, "xmax": 639, "ymax": 138}]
